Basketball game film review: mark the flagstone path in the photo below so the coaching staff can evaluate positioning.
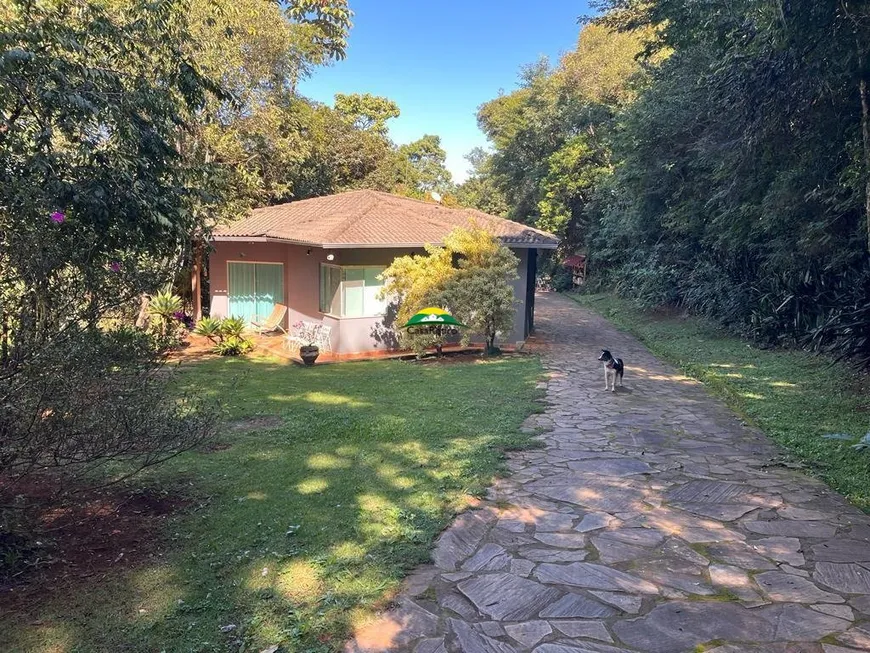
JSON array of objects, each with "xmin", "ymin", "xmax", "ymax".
[{"xmin": 347, "ymin": 292, "xmax": 870, "ymax": 653}]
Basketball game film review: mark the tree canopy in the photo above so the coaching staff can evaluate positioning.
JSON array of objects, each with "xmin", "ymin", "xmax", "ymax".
[{"xmin": 466, "ymin": 1, "xmax": 870, "ymax": 366}]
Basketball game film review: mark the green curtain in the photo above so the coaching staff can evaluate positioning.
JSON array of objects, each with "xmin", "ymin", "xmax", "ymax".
[{"xmin": 228, "ymin": 262, "xmax": 283, "ymax": 324}]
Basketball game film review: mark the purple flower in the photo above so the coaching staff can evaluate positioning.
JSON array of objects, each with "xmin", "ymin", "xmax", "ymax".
[
  {"xmin": 109, "ymin": 261, "xmax": 121, "ymax": 272},
  {"xmin": 173, "ymin": 311, "xmax": 194, "ymax": 329},
  {"xmin": 50, "ymin": 211, "xmax": 65, "ymax": 224}
]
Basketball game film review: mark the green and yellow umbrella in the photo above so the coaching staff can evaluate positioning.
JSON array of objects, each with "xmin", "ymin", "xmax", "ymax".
[{"xmin": 402, "ymin": 307, "xmax": 466, "ymax": 329}]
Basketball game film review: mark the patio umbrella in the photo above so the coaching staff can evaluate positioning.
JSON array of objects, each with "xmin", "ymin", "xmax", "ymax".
[{"xmin": 401, "ymin": 307, "xmax": 466, "ymax": 329}]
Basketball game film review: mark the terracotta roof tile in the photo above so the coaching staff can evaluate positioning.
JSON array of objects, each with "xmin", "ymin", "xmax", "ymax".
[{"xmin": 213, "ymin": 190, "xmax": 559, "ymax": 248}]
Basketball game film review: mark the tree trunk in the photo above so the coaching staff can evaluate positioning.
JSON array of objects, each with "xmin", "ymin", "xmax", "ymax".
[
  {"xmin": 135, "ymin": 294, "xmax": 150, "ymax": 329},
  {"xmin": 191, "ymin": 240, "xmax": 203, "ymax": 322},
  {"xmin": 861, "ymin": 72, "xmax": 870, "ymax": 251}
]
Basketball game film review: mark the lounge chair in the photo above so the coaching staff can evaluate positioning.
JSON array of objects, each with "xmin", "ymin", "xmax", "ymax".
[{"xmin": 251, "ymin": 304, "xmax": 288, "ymax": 334}]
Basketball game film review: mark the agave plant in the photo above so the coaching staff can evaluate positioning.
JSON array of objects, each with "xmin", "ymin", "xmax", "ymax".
[
  {"xmin": 148, "ymin": 289, "xmax": 183, "ymax": 336},
  {"xmin": 194, "ymin": 317, "xmax": 223, "ymax": 343},
  {"xmin": 219, "ymin": 317, "xmax": 247, "ymax": 339}
]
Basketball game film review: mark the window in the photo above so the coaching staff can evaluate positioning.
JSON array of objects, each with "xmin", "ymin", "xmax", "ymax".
[{"xmin": 319, "ymin": 264, "xmax": 387, "ymax": 318}]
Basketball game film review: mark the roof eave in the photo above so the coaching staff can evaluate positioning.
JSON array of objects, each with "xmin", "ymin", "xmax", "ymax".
[{"xmin": 212, "ymin": 235, "xmax": 559, "ymax": 249}]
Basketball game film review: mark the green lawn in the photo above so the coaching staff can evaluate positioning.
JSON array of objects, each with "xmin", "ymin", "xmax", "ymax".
[
  {"xmin": 2, "ymin": 353, "xmax": 543, "ymax": 653},
  {"xmin": 570, "ymin": 292, "xmax": 870, "ymax": 511}
]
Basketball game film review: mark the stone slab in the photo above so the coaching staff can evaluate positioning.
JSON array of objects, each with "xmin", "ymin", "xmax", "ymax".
[
  {"xmin": 505, "ymin": 621, "xmax": 552, "ymax": 647},
  {"xmin": 534, "ymin": 563, "xmax": 659, "ymax": 594},
  {"xmin": 755, "ymin": 571, "xmax": 844, "ymax": 603},
  {"xmin": 458, "ymin": 573, "xmax": 563, "ymax": 621},
  {"xmin": 814, "ymin": 562, "xmax": 870, "ymax": 594},
  {"xmin": 539, "ymin": 593, "xmax": 617, "ymax": 618}
]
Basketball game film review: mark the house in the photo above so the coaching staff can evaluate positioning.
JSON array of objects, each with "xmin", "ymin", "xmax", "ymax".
[{"xmin": 208, "ymin": 190, "xmax": 559, "ymax": 355}]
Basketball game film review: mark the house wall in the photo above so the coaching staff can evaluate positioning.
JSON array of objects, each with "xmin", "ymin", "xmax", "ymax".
[{"xmin": 209, "ymin": 241, "xmax": 535, "ymax": 355}]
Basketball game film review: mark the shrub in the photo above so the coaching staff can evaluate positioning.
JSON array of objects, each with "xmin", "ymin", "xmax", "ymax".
[
  {"xmin": 0, "ymin": 326, "xmax": 218, "ymax": 484},
  {"xmin": 552, "ymin": 268, "xmax": 574, "ymax": 292},
  {"xmin": 194, "ymin": 317, "xmax": 223, "ymax": 343},
  {"xmin": 193, "ymin": 317, "xmax": 253, "ymax": 356},
  {"xmin": 219, "ymin": 316, "xmax": 247, "ymax": 339},
  {"xmin": 380, "ymin": 226, "xmax": 518, "ymax": 355},
  {"xmin": 148, "ymin": 289, "xmax": 184, "ymax": 337},
  {"xmin": 214, "ymin": 336, "xmax": 254, "ymax": 356}
]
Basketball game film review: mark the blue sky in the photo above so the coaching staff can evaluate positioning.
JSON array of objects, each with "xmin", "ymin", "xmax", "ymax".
[{"xmin": 298, "ymin": 1, "xmax": 590, "ymax": 184}]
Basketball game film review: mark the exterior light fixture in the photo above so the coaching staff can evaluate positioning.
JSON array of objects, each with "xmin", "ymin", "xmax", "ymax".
[{"xmin": 326, "ymin": 253, "xmax": 335, "ymax": 261}]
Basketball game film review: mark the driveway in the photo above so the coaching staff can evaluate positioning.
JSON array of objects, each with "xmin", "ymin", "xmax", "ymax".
[{"xmin": 348, "ymin": 291, "xmax": 870, "ymax": 653}]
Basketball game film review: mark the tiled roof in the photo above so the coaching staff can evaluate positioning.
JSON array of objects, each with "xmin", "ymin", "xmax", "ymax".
[{"xmin": 213, "ymin": 190, "xmax": 559, "ymax": 248}]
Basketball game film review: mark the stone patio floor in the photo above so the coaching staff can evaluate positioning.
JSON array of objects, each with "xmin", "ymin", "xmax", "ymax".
[{"xmin": 347, "ymin": 292, "xmax": 870, "ymax": 653}]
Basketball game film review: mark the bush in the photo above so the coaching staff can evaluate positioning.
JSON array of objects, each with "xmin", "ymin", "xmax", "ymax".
[
  {"xmin": 214, "ymin": 335, "xmax": 254, "ymax": 356},
  {"xmin": 193, "ymin": 317, "xmax": 253, "ymax": 356},
  {"xmin": 380, "ymin": 226, "xmax": 518, "ymax": 355},
  {"xmin": 0, "ymin": 326, "xmax": 218, "ymax": 484},
  {"xmin": 552, "ymin": 268, "xmax": 574, "ymax": 292}
]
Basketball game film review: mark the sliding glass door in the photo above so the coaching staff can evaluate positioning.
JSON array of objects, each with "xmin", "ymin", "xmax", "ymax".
[{"xmin": 227, "ymin": 262, "xmax": 284, "ymax": 324}]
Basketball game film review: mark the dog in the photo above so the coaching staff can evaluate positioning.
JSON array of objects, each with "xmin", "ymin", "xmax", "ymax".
[{"xmin": 598, "ymin": 349, "xmax": 624, "ymax": 392}]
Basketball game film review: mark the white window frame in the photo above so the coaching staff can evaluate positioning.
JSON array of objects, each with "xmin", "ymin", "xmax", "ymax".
[{"xmin": 319, "ymin": 263, "xmax": 387, "ymax": 319}]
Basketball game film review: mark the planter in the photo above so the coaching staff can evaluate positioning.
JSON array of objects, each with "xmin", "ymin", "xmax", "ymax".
[{"xmin": 299, "ymin": 345, "xmax": 320, "ymax": 366}]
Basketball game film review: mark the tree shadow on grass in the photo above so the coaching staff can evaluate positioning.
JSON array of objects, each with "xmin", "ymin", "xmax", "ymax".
[{"xmin": 0, "ymin": 354, "xmax": 544, "ymax": 652}]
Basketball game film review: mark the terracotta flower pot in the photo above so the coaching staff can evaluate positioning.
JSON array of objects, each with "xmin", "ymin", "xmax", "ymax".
[{"xmin": 299, "ymin": 345, "xmax": 320, "ymax": 366}]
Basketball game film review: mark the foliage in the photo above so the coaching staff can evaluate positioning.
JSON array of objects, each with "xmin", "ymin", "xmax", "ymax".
[
  {"xmin": 571, "ymin": 293, "xmax": 870, "ymax": 510},
  {"xmin": 194, "ymin": 317, "xmax": 252, "ymax": 355},
  {"xmin": 0, "ymin": 354, "xmax": 543, "ymax": 652},
  {"xmin": 0, "ymin": 0, "xmax": 220, "ymax": 482},
  {"xmin": 440, "ymin": 228, "xmax": 519, "ymax": 353},
  {"xmin": 580, "ymin": 0, "xmax": 870, "ymax": 365},
  {"xmin": 379, "ymin": 242, "xmax": 457, "ymax": 354},
  {"xmin": 551, "ymin": 268, "xmax": 574, "ymax": 293},
  {"xmin": 219, "ymin": 316, "xmax": 247, "ymax": 339},
  {"xmin": 148, "ymin": 289, "xmax": 183, "ymax": 336},
  {"xmin": 0, "ymin": 326, "xmax": 217, "ymax": 484},
  {"xmin": 470, "ymin": 2, "xmax": 870, "ymax": 366},
  {"xmin": 193, "ymin": 317, "xmax": 223, "ymax": 342},
  {"xmin": 213, "ymin": 335, "xmax": 254, "ymax": 356},
  {"xmin": 397, "ymin": 134, "xmax": 454, "ymax": 196},
  {"xmin": 469, "ymin": 23, "xmax": 647, "ymax": 252},
  {"xmin": 380, "ymin": 227, "xmax": 519, "ymax": 354},
  {"xmin": 334, "ymin": 92, "xmax": 400, "ymax": 134},
  {"xmin": 454, "ymin": 148, "xmax": 509, "ymax": 216}
]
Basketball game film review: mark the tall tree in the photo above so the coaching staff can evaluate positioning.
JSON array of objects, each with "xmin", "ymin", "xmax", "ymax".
[{"xmin": 0, "ymin": 0, "xmax": 218, "ymax": 482}]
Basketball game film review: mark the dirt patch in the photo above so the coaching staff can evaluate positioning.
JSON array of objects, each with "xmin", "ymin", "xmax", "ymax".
[
  {"xmin": 225, "ymin": 415, "xmax": 285, "ymax": 432},
  {"xmin": 0, "ymin": 475, "xmax": 189, "ymax": 609}
]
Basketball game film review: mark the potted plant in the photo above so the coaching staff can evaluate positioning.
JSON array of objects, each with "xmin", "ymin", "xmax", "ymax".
[{"xmin": 292, "ymin": 321, "xmax": 320, "ymax": 366}]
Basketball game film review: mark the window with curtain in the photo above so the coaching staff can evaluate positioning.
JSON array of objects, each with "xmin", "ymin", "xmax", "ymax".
[{"xmin": 319, "ymin": 264, "xmax": 386, "ymax": 317}]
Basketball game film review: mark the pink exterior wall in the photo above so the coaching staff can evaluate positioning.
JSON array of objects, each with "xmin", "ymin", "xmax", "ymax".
[{"xmin": 208, "ymin": 241, "xmax": 533, "ymax": 355}]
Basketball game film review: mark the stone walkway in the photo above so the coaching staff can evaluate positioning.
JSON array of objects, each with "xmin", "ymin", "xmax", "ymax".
[{"xmin": 348, "ymin": 292, "xmax": 870, "ymax": 653}]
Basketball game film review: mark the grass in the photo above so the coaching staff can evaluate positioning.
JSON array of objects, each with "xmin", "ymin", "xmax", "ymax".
[
  {"xmin": 1, "ymin": 352, "xmax": 543, "ymax": 652},
  {"xmin": 569, "ymin": 292, "xmax": 870, "ymax": 511}
]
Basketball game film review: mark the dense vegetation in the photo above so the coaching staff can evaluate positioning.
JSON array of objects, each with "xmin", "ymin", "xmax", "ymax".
[
  {"xmin": 0, "ymin": 0, "xmax": 460, "ymax": 489},
  {"xmin": 459, "ymin": 1, "xmax": 870, "ymax": 366}
]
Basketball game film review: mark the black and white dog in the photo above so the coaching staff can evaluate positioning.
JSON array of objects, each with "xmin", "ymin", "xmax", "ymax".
[{"xmin": 598, "ymin": 349, "xmax": 624, "ymax": 392}]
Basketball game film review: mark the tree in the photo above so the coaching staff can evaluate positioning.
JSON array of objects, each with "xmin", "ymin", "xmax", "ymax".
[
  {"xmin": 582, "ymin": 0, "xmax": 870, "ymax": 365},
  {"xmin": 455, "ymin": 148, "xmax": 509, "ymax": 216},
  {"xmin": 440, "ymin": 228, "xmax": 519, "ymax": 354},
  {"xmin": 0, "ymin": 0, "xmax": 218, "ymax": 483},
  {"xmin": 473, "ymin": 22, "xmax": 647, "ymax": 257},
  {"xmin": 380, "ymin": 227, "xmax": 518, "ymax": 354},
  {"xmin": 334, "ymin": 93, "xmax": 400, "ymax": 134},
  {"xmin": 397, "ymin": 134, "xmax": 454, "ymax": 196}
]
